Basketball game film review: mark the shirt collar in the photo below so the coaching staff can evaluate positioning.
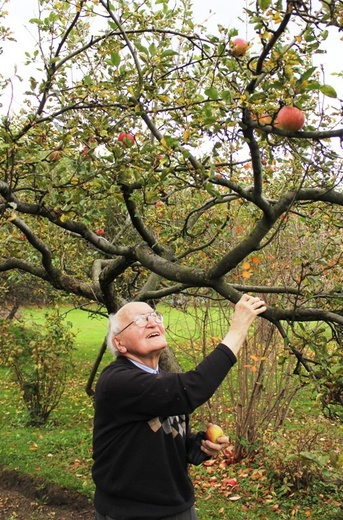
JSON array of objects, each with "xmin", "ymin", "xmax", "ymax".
[{"xmin": 128, "ymin": 359, "xmax": 160, "ymax": 374}]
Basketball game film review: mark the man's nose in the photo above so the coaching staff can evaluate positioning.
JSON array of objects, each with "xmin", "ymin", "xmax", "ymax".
[{"xmin": 146, "ymin": 315, "xmax": 156, "ymax": 326}]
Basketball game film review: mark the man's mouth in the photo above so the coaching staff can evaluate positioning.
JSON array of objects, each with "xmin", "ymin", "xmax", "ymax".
[{"xmin": 147, "ymin": 332, "xmax": 160, "ymax": 339}]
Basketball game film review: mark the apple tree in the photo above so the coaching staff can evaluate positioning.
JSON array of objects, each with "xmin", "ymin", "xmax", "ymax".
[{"xmin": 0, "ymin": 0, "xmax": 342, "ymax": 407}]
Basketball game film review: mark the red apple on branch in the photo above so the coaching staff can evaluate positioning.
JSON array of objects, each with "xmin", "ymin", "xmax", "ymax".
[
  {"xmin": 276, "ymin": 106, "xmax": 305, "ymax": 132},
  {"xmin": 205, "ymin": 423, "xmax": 224, "ymax": 443},
  {"xmin": 231, "ymin": 37, "xmax": 248, "ymax": 57},
  {"xmin": 118, "ymin": 132, "xmax": 135, "ymax": 148}
]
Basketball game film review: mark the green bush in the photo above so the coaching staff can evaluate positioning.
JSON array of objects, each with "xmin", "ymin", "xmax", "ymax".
[
  {"xmin": 0, "ymin": 309, "xmax": 75, "ymax": 426},
  {"xmin": 261, "ymin": 426, "xmax": 343, "ymax": 500}
]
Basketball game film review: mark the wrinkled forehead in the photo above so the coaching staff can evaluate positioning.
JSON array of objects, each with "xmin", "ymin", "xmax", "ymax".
[{"xmin": 118, "ymin": 302, "xmax": 153, "ymax": 323}]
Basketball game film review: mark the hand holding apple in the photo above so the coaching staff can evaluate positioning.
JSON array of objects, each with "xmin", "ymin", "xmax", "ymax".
[
  {"xmin": 205, "ymin": 423, "xmax": 224, "ymax": 443},
  {"xmin": 202, "ymin": 423, "xmax": 228, "ymax": 458}
]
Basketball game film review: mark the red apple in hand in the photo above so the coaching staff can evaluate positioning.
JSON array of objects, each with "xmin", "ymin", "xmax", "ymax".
[
  {"xmin": 276, "ymin": 106, "xmax": 305, "ymax": 132},
  {"xmin": 231, "ymin": 37, "xmax": 248, "ymax": 57},
  {"xmin": 205, "ymin": 423, "xmax": 224, "ymax": 443},
  {"xmin": 118, "ymin": 132, "xmax": 135, "ymax": 148}
]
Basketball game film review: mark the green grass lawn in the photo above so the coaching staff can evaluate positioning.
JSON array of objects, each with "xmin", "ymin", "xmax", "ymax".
[{"xmin": 0, "ymin": 305, "xmax": 342, "ymax": 520}]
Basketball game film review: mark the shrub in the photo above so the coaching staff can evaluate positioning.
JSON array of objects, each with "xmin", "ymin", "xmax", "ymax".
[
  {"xmin": 0, "ymin": 308, "xmax": 75, "ymax": 426},
  {"xmin": 261, "ymin": 426, "xmax": 343, "ymax": 499}
]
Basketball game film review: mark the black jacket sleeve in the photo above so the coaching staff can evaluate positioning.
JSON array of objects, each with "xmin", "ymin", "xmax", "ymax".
[{"xmin": 185, "ymin": 431, "xmax": 210, "ymax": 466}]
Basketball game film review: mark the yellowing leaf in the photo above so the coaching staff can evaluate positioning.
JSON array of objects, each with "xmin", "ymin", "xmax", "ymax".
[{"xmin": 183, "ymin": 128, "xmax": 190, "ymax": 142}]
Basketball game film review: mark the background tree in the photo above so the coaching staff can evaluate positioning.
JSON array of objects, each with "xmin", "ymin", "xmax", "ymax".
[{"xmin": 0, "ymin": 0, "xmax": 342, "ymax": 398}]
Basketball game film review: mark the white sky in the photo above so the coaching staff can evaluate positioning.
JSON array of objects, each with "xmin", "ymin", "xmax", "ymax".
[{"xmin": 0, "ymin": 0, "xmax": 341, "ymax": 113}]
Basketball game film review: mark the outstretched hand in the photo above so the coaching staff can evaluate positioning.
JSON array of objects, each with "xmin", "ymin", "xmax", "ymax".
[
  {"xmin": 221, "ymin": 294, "xmax": 267, "ymax": 356},
  {"xmin": 231, "ymin": 294, "xmax": 267, "ymax": 329}
]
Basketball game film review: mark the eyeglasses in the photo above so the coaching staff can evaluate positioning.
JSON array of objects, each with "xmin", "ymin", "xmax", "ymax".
[{"xmin": 116, "ymin": 311, "xmax": 164, "ymax": 335}]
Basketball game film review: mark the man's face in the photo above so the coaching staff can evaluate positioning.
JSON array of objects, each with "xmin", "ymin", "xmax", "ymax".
[{"xmin": 113, "ymin": 302, "xmax": 167, "ymax": 361}]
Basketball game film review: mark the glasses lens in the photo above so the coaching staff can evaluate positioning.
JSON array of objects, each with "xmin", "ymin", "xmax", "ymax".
[
  {"xmin": 135, "ymin": 312, "xmax": 163, "ymax": 327},
  {"xmin": 154, "ymin": 312, "xmax": 163, "ymax": 323}
]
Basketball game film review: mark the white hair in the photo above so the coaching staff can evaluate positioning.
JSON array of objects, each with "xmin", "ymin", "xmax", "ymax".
[
  {"xmin": 107, "ymin": 301, "xmax": 154, "ymax": 357},
  {"xmin": 107, "ymin": 312, "xmax": 122, "ymax": 357}
]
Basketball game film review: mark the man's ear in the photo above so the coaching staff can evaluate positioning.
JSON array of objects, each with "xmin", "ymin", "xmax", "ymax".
[{"xmin": 113, "ymin": 335, "xmax": 127, "ymax": 354}]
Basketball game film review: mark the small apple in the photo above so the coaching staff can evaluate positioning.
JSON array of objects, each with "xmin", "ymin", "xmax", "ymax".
[
  {"xmin": 223, "ymin": 477, "xmax": 238, "ymax": 487},
  {"xmin": 49, "ymin": 150, "xmax": 62, "ymax": 162},
  {"xmin": 231, "ymin": 37, "xmax": 248, "ymax": 57},
  {"xmin": 118, "ymin": 132, "xmax": 135, "ymax": 148},
  {"xmin": 96, "ymin": 229, "xmax": 105, "ymax": 236},
  {"xmin": 276, "ymin": 106, "xmax": 305, "ymax": 132},
  {"xmin": 255, "ymin": 113, "xmax": 273, "ymax": 126},
  {"xmin": 205, "ymin": 423, "xmax": 224, "ymax": 443},
  {"xmin": 80, "ymin": 146, "xmax": 91, "ymax": 157}
]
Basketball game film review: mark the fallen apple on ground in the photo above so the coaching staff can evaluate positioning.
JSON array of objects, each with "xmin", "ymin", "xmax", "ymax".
[{"xmin": 223, "ymin": 477, "xmax": 238, "ymax": 487}]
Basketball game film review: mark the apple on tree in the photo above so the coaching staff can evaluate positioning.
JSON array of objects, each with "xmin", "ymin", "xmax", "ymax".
[
  {"xmin": 231, "ymin": 37, "xmax": 248, "ymax": 57},
  {"xmin": 118, "ymin": 132, "xmax": 135, "ymax": 148},
  {"xmin": 276, "ymin": 106, "xmax": 305, "ymax": 132},
  {"xmin": 48, "ymin": 149, "xmax": 62, "ymax": 162},
  {"xmin": 205, "ymin": 423, "xmax": 224, "ymax": 443}
]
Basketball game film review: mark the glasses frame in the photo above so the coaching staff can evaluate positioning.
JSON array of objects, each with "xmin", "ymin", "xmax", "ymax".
[{"xmin": 115, "ymin": 311, "xmax": 163, "ymax": 335}]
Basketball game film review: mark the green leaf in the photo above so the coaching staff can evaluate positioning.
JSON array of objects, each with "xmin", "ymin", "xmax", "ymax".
[
  {"xmin": 205, "ymin": 182, "xmax": 222, "ymax": 198},
  {"xmin": 110, "ymin": 52, "xmax": 121, "ymax": 67},
  {"xmin": 29, "ymin": 18, "xmax": 44, "ymax": 25},
  {"xmin": 319, "ymin": 84, "xmax": 337, "ymax": 98},
  {"xmin": 161, "ymin": 50, "xmax": 179, "ymax": 57},
  {"xmin": 135, "ymin": 42, "xmax": 149, "ymax": 56},
  {"xmin": 204, "ymin": 87, "xmax": 219, "ymax": 100},
  {"xmin": 248, "ymin": 92, "xmax": 267, "ymax": 103},
  {"xmin": 149, "ymin": 43, "xmax": 157, "ymax": 56},
  {"xmin": 258, "ymin": 0, "xmax": 272, "ymax": 9},
  {"xmin": 222, "ymin": 90, "xmax": 232, "ymax": 102},
  {"xmin": 306, "ymin": 81, "xmax": 321, "ymax": 91},
  {"xmin": 83, "ymin": 75, "xmax": 93, "ymax": 86},
  {"xmin": 296, "ymin": 66, "xmax": 317, "ymax": 85}
]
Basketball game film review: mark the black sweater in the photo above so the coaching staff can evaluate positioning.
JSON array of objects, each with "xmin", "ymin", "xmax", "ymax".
[{"xmin": 92, "ymin": 343, "xmax": 237, "ymax": 520}]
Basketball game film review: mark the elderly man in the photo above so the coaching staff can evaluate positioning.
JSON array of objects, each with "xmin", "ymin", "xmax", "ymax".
[{"xmin": 92, "ymin": 294, "xmax": 266, "ymax": 520}]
